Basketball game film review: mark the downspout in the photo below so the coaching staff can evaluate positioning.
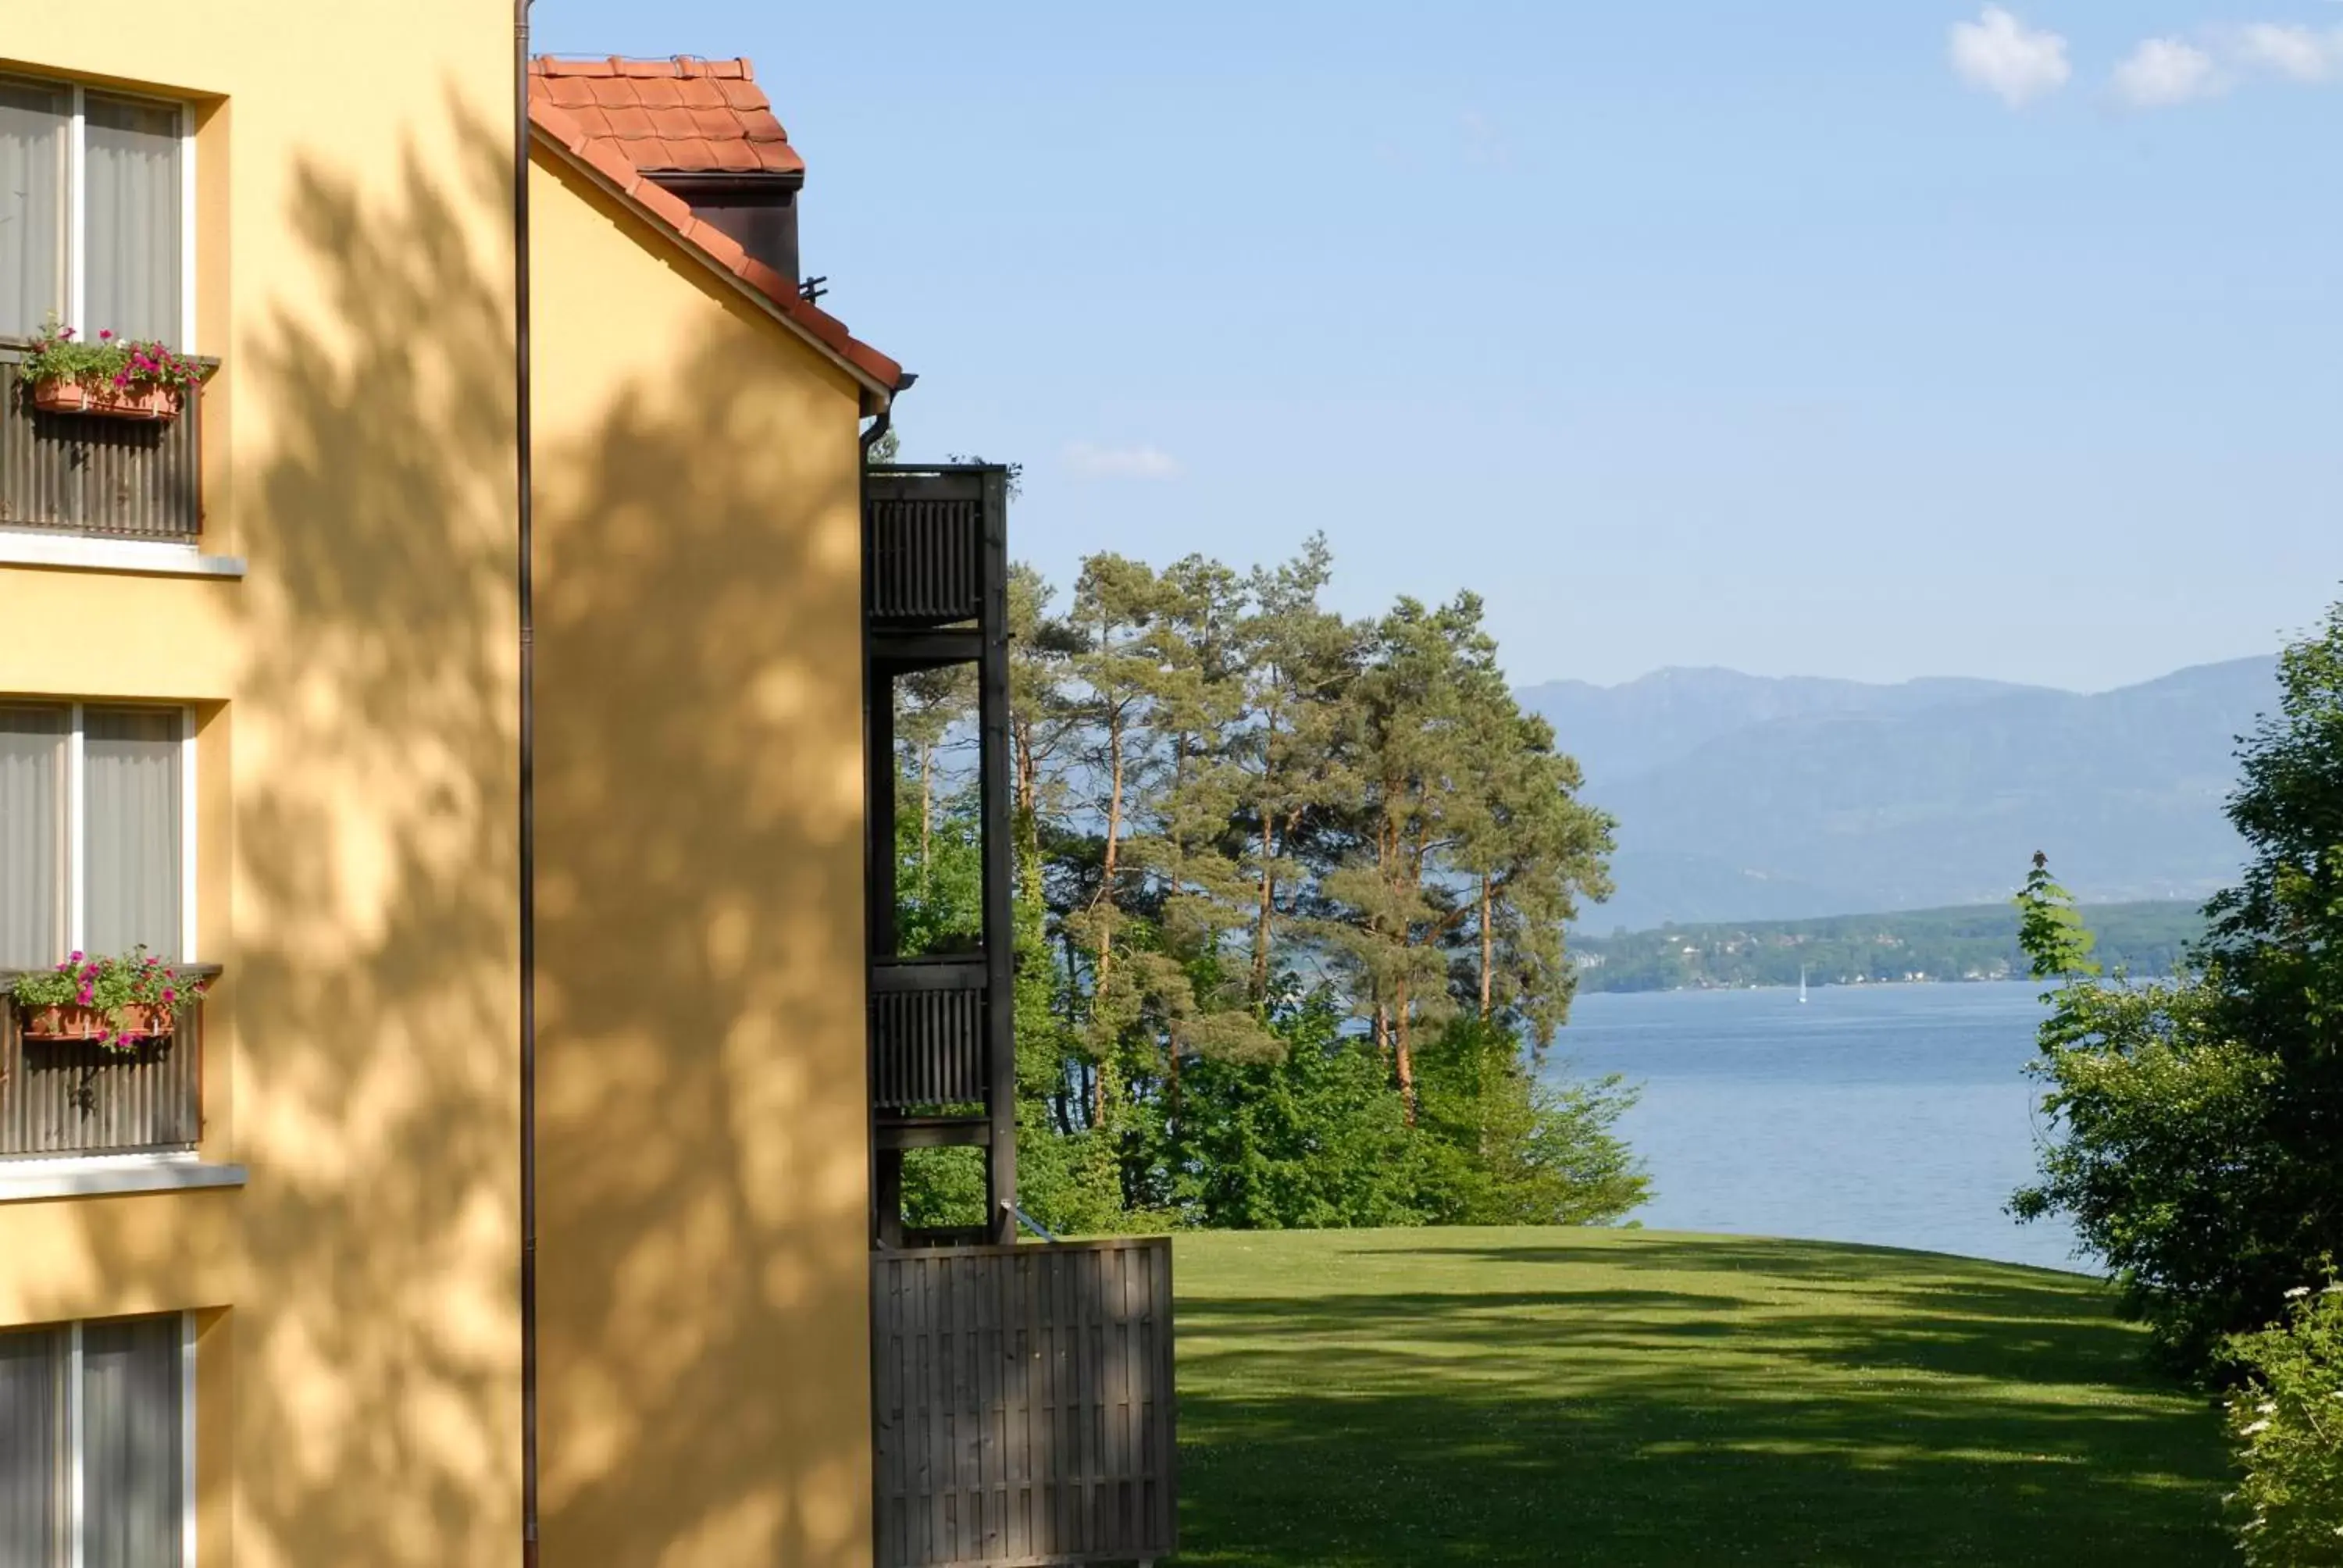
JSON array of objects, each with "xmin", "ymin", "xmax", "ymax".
[{"xmin": 513, "ymin": 4, "xmax": 538, "ymax": 1566}]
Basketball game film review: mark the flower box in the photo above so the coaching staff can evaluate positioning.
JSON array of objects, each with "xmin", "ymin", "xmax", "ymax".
[
  {"xmin": 20, "ymin": 1002, "xmax": 179, "ymax": 1042},
  {"xmin": 30, "ymin": 376, "xmax": 183, "ymax": 422},
  {"xmin": 8, "ymin": 949, "xmax": 208, "ymax": 1053}
]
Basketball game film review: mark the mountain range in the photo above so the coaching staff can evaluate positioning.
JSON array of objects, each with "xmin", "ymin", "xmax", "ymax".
[{"xmin": 1517, "ymin": 657, "xmax": 2279, "ymax": 933}]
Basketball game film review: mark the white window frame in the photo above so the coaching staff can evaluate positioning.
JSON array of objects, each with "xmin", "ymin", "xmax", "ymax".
[
  {"xmin": 12, "ymin": 74, "xmax": 198, "ymax": 351},
  {"xmin": 43, "ymin": 1312, "xmax": 200, "ymax": 1568},
  {"xmin": 50, "ymin": 701, "xmax": 199, "ymax": 961}
]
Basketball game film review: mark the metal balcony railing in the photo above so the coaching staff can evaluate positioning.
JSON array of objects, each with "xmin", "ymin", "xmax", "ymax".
[
  {"xmin": 0, "ymin": 969, "xmax": 216, "ymax": 1158},
  {"xmin": 0, "ymin": 340, "xmax": 209, "ymax": 542}
]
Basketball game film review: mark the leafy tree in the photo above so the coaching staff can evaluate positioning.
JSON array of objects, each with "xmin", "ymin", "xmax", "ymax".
[
  {"xmin": 2221, "ymin": 1268, "xmax": 2343, "ymax": 1563},
  {"xmin": 1411, "ymin": 1019, "xmax": 1649, "ymax": 1226},
  {"xmin": 2016, "ymin": 850, "xmax": 2098, "ymax": 980},
  {"xmin": 890, "ymin": 533, "xmax": 1638, "ymax": 1238},
  {"xmin": 1173, "ymin": 994, "xmax": 1428, "ymax": 1230},
  {"xmin": 2016, "ymin": 600, "xmax": 2343, "ymax": 1371}
]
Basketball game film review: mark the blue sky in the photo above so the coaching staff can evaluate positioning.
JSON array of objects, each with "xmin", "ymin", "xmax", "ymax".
[{"xmin": 539, "ymin": 2, "xmax": 2341, "ymax": 691}]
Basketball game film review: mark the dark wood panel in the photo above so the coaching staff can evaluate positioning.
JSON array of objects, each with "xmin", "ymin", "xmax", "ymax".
[{"xmin": 872, "ymin": 1238, "xmax": 1177, "ymax": 1567}]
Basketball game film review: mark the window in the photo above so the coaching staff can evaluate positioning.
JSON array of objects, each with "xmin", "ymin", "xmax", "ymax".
[
  {"xmin": 0, "ymin": 705, "xmax": 193, "ymax": 970},
  {"xmin": 0, "ymin": 77, "xmax": 191, "ymax": 346},
  {"xmin": 0, "ymin": 1315, "xmax": 194, "ymax": 1567}
]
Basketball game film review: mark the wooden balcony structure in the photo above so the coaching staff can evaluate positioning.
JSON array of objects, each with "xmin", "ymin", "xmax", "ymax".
[
  {"xmin": 865, "ymin": 465, "xmax": 1018, "ymax": 1249},
  {"xmin": 862, "ymin": 465, "xmax": 1177, "ymax": 1566}
]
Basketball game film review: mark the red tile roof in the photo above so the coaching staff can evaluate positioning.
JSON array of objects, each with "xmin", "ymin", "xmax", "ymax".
[
  {"xmin": 528, "ymin": 55, "xmax": 904, "ymax": 396},
  {"xmin": 530, "ymin": 55, "xmax": 804, "ymax": 176}
]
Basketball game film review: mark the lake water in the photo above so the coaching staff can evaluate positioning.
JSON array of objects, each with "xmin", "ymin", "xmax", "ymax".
[{"xmin": 1544, "ymin": 982, "xmax": 2088, "ymax": 1272}]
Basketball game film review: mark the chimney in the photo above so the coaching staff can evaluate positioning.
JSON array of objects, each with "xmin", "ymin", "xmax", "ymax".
[{"xmin": 649, "ymin": 172, "xmax": 803, "ymax": 286}]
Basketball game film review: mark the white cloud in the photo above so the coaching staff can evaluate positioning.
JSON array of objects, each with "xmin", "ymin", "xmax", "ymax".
[
  {"xmin": 1949, "ymin": 6, "xmax": 2073, "ymax": 108},
  {"xmin": 2113, "ymin": 37, "xmax": 2226, "ymax": 107},
  {"xmin": 1064, "ymin": 442, "xmax": 1182, "ymax": 481},
  {"xmin": 2231, "ymin": 22, "xmax": 2343, "ymax": 82}
]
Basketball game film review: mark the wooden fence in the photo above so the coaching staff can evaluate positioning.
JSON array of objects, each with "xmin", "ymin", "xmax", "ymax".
[{"xmin": 872, "ymin": 1237, "xmax": 1176, "ymax": 1567}]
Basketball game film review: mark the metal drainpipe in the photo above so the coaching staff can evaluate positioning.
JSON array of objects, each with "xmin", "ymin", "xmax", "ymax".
[{"xmin": 512, "ymin": 3, "xmax": 538, "ymax": 1565}]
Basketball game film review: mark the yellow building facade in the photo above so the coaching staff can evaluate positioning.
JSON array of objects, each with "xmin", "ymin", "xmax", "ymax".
[{"xmin": 0, "ymin": 16, "xmax": 895, "ymax": 1566}]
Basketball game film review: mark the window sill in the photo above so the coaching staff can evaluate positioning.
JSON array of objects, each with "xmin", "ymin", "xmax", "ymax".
[
  {"xmin": 0, "ymin": 1152, "xmax": 246, "ymax": 1204},
  {"xmin": 0, "ymin": 529, "xmax": 244, "ymax": 579}
]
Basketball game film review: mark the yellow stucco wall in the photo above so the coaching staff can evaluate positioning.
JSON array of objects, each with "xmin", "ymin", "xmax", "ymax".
[
  {"xmin": 526, "ymin": 150, "xmax": 875, "ymax": 1568},
  {"xmin": 1, "ymin": 7, "xmax": 522, "ymax": 1565}
]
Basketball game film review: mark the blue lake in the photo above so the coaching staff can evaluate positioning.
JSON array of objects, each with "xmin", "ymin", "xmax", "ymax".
[{"xmin": 1543, "ymin": 982, "xmax": 2088, "ymax": 1272}]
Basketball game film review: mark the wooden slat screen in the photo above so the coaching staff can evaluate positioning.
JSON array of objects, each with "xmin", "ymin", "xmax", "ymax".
[
  {"xmin": 872, "ymin": 958, "xmax": 990, "ymax": 1110},
  {"xmin": 0, "ymin": 346, "xmax": 205, "ymax": 541},
  {"xmin": 866, "ymin": 473, "xmax": 986, "ymax": 629},
  {"xmin": 872, "ymin": 1237, "xmax": 1178, "ymax": 1568},
  {"xmin": 0, "ymin": 1003, "xmax": 202, "ymax": 1157}
]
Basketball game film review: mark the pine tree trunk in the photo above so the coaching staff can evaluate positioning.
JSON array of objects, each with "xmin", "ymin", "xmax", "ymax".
[
  {"xmin": 1097, "ymin": 714, "xmax": 1125, "ymax": 990},
  {"xmin": 1479, "ymin": 871, "xmax": 1494, "ymax": 1021},
  {"xmin": 1252, "ymin": 818, "xmax": 1276, "ymax": 1003},
  {"xmin": 1395, "ymin": 973, "xmax": 1417, "ymax": 1126},
  {"xmin": 918, "ymin": 737, "xmax": 935, "ymax": 901}
]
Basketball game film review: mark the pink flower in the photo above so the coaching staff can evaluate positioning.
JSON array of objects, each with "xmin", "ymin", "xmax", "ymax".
[
  {"xmin": 161, "ymin": 989, "xmax": 177, "ymax": 1005},
  {"xmin": 68, "ymin": 950, "xmax": 84, "ymax": 964},
  {"xmin": 77, "ymin": 988, "xmax": 93, "ymax": 1007},
  {"xmin": 59, "ymin": 326, "xmax": 73, "ymax": 340},
  {"xmin": 98, "ymin": 329, "xmax": 112, "ymax": 340}
]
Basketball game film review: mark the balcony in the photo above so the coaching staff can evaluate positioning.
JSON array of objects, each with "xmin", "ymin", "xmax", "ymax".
[
  {"xmin": 865, "ymin": 466, "xmax": 1015, "ymax": 1249},
  {"xmin": 0, "ymin": 340, "xmax": 208, "ymax": 543},
  {"xmin": 861, "ymin": 467, "xmax": 1179, "ymax": 1567},
  {"xmin": 0, "ymin": 970, "xmax": 216, "ymax": 1158}
]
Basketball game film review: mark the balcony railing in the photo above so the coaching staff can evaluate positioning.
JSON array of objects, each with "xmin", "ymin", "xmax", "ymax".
[
  {"xmin": 871, "ymin": 957, "xmax": 990, "ymax": 1111},
  {"xmin": 865, "ymin": 470, "xmax": 990, "ymax": 629},
  {"xmin": 0, "ymin": 340, "xmax": 208, "ymax": 542},
  {"xmin": 0, "ymin": 970, "xmax": 216, "ymax": 1158}
]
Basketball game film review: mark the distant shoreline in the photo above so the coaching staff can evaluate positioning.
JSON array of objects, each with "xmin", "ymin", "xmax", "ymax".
[{"xmin": 1571, "ymin": 900, "xmax": 2198, "ymax": 994}]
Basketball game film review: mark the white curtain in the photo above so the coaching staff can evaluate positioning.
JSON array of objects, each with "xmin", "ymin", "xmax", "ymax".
[
  {"xmin": 0, "ymin": 707, "xmax": 67, "ymax": 971},
  {"xmin": 85, "ymin": 94, "xmax": 180, "ymax": 346},
  {"xmin": 80, "ymin": 1317, "xmax": 184, "ymax": 1568},
  {"xmin": 85, "ymin": 708, "xmax": 181, "ymax": 961},
  {"xmin": 0, "ymin": 80, "xmax": 66, "ymax": 340},
  {"xmin": 0, "ymin": 1326, "xmax": 66, "ymax": 1567}
]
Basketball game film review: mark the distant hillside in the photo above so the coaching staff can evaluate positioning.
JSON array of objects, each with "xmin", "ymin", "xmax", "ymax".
[
  {"xmin": 1517, "ymin": 667, "xmax": 2045, "ymax": 785},
  {"xmin": 1572, "ymin": 901, "xmax": 2204, "ymax": 993},
  {"xmin": 1521, "ymin": 657, "xmax": 2277, "ymax": 932}
]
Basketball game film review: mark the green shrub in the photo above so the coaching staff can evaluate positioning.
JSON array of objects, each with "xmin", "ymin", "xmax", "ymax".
[{"xmin": 2225, "ymin": 1272, "xmax": 2343, "ymax": 1565}]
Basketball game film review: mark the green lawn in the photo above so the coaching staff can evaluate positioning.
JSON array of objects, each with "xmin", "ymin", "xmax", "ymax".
[{"xmin": 1171, "ymin": 1228, "xmax": 2231, "ymax": 1567}]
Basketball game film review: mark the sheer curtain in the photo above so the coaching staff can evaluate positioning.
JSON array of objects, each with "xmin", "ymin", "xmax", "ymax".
[
  {"xmin": 0, "ymin": 80, "xmax": 66, "ymax": 340},
  {"xmin": 85, "ymin": 94, "xmax": 181, "ymax": 345},
  {"xmin": 85, "ymin": 708, "xmax": 181, "ymax": 961},
  {"xmin": 0, "ymin": 707, "xmax": 67, "ymax": 971},
  {"xmin": 80, "ymin": 1318, "xmax": 184, "ymax": 1568},
  {"xmin": 0, "ymin": 1326, "xmax": 66, "ymax": 1567}
]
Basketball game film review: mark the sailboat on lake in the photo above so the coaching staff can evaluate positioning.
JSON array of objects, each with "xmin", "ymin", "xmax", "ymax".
[{"xmin": 1799, "ymin": 964, "xmax": 1808, "ymax": 1004}]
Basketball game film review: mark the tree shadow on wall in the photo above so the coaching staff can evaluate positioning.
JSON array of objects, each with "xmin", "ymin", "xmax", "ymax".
[
  {"xmin": 526, "ymin": 236, "xmax": 873, "ymax": 1563},
  {"xmin": 51, "ymin": 95, "xmax": 874, "ymax": 1568}
]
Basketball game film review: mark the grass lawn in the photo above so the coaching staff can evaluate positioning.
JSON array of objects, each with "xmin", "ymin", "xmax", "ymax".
[{"xmin": 1171, "ymin": 1228, "xmax": 2231, "ymax": 1567}]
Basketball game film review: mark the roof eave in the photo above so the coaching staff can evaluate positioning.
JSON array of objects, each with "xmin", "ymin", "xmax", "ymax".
[{"xmin": 528, "ymin": 119, "xmax": 904, "ymax": 413}]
